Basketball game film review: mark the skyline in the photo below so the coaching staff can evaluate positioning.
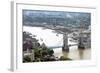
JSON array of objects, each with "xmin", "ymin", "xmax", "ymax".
[{"xmin": 23, "ymin": 10, "xmax": 91, "ymax": 28}]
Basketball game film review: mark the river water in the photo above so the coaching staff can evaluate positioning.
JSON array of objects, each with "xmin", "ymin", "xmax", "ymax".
[{"xmin": 53, "ymin": 48, "xmax": 91, "ymax": 60}]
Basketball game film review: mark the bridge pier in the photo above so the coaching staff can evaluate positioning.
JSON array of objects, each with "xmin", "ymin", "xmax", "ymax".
[{"xmin": 78, "ymin": 35, "xmax": 85, "ymax": 50}]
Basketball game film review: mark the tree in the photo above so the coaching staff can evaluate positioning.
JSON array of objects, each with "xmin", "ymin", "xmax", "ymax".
[
  {"xmin": 48, "ymin": 49, "xmax": 54, "ymax": 56},
  {"xmin": 23, "ymin": 55, "xmax": 31, "ymax": 62},
  {"xmin": 23, "ymin": 31, "xmax": 40, "ymax": 51}
]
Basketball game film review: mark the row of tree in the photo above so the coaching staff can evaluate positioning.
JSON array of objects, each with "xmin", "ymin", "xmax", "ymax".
[{"xmin": 23, "ymin": 31, "xmax": 72, "ymax": 62}]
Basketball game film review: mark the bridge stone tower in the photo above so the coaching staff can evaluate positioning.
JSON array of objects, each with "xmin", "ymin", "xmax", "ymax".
[{"xmin": 62, "ymin": 32, "xmax": 69, "ymax": 52}]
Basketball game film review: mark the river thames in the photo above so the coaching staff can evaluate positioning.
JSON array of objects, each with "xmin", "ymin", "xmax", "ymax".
[{"xmin": 23, "ymin": 26, "xmax": 91, "ymax": 60}]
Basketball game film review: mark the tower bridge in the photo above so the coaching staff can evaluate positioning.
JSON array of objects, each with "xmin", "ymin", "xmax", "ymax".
[{"xmin": 24, "ymin": 22, "xmax": 90, "ymax": 52}]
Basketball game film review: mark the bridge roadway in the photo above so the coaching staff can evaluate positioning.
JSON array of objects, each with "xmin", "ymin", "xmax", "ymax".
[{"xmin": 48, "ymin": 44, "xmax": 78, "ymax": 48}]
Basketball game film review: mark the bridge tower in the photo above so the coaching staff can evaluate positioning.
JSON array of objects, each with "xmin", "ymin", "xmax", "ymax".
[{"xmin": 62, "ymin": 32, "xmax": 69, "ymax": 52}]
